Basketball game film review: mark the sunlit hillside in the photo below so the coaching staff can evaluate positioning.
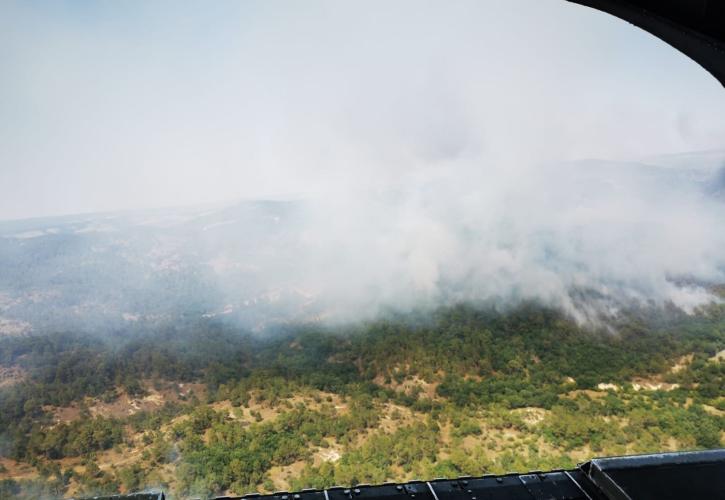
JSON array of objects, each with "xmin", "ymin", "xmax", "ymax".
[{"xmin": 1, "ymin": 304, "xmax": 723, "ymax": 498}]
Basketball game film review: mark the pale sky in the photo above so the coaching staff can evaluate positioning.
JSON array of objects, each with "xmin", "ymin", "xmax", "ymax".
[{"xmin": 1, "ymin": 0, "xmax": 725, "ymax": 221}]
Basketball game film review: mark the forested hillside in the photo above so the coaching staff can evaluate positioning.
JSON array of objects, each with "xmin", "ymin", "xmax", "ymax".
[{"xmin": 0, "ymin": 302, "xmax": 723, "ymax": 499}]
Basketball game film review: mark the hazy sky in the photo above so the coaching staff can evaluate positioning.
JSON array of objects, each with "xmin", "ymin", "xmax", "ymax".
[{"xmin": 1, "ymin": 0, "xmax": 725, "ymax": 221}]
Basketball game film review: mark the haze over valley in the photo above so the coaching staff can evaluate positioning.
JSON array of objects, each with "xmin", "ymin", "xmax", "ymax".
[{"xmin": 1, "ymin": 151, "xmax": 724, "ymax": 337}]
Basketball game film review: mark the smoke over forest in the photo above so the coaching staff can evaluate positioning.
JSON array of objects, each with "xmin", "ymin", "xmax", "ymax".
[
  {"xmin": 0, "ymin": 150, "xmax": 723, "ymax": 333},
  {"xmin": 3, "ymin": 3, "xmax": 725, "ymax": 499}
]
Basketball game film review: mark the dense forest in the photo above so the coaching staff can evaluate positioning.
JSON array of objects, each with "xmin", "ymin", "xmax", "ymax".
[{"xmin": 0, "ymin": 301, "xmax": 723, "ymax": 499}]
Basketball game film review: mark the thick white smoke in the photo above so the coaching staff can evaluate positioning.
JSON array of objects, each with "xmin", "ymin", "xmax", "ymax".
[{"xmin": 266, "ymin": 153, "xmax": 725, "ymax": 325}]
